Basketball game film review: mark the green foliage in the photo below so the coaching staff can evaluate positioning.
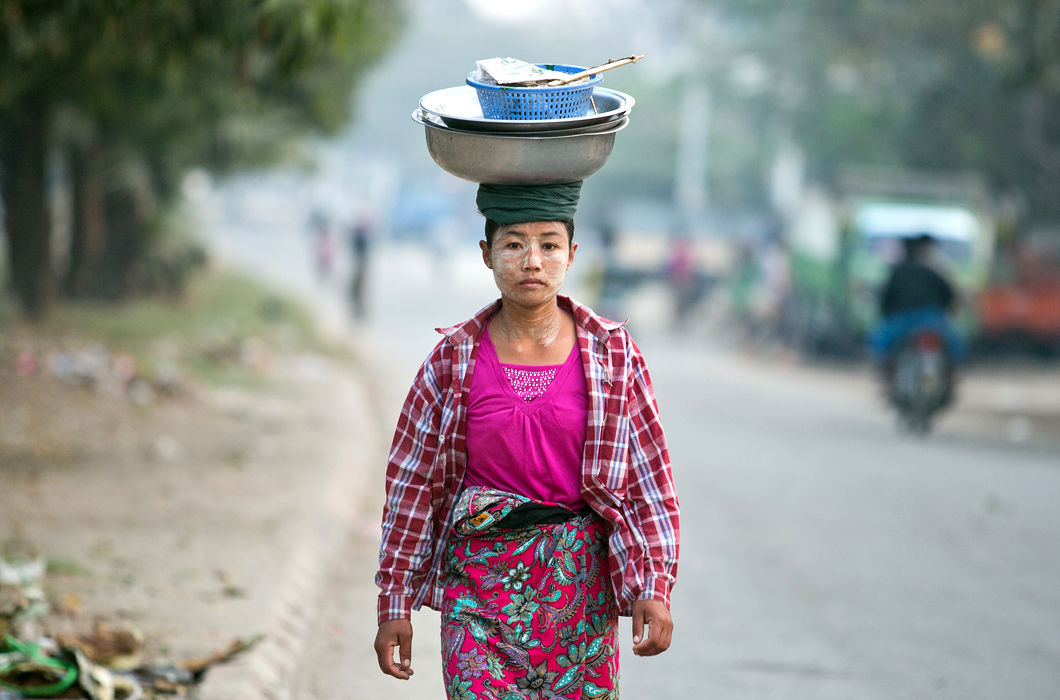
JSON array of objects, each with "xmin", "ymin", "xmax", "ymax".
[
  {"xmin": 706, "ymin": 0, "xmax": 1060, "ymax": 221},
  {"xmin": 45, "ymin": 559, "xmax": 90, "ymax": 577},
  {"xmin": 41, "ymin": 0, "xmax": 402, "ymax": 174},
  {"xmin": 0, "ymin": 0, "xmax": 404, "ymax": 315}
]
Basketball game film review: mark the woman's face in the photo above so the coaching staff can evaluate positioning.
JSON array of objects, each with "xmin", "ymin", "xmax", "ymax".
[{"xmin": 480, "ymin": 221, "xmax": 577, "ymax": 308}]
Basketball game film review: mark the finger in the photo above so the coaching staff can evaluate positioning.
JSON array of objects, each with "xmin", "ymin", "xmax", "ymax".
[
  {"xmin": 385, "ymin": 641, "xmax": 412, "ymax": 679},
  {"xmin": 373, "ymin": 634, "xmax": 387, "ymax": 673},
  {"xmin": 636, "ymin": 628, "xmax": 669, "ymax": 656},
  {"xmin": 631, "ymin": 606, "xmax": 645, "ymax": 646},
  {"xmin": 374, "ymin": 639, "xmax": 394, "ymax": 676},
  {"xmin": 376, "ymin": 641, "xmax": 401, "ymax": 678},
  {"xmin": 656, "ymin": 619, "xmax": 673, "ymax": 652},
  {"xmin": 399, "ymin": 628, "xmax": 414, "ymax": 676},
  {"xmin": 637, "ymin": 640, "xmax": 663, "ymax": 656},
  {"xmin": 660, "ymin": 609, "xmax": 674, "ymax": 649},
  {"xmin": 632, "ymin": 621, "xmax": 654, "ymax": 656}
]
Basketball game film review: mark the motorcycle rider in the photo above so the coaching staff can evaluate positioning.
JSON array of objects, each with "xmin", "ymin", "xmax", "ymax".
[
  {"xmin": 880, "ymin": 234, "xmax": 955, "ymax": 316},
  {"xmin": 871, "ymin": 233, "xmax": 964, "ymax": 402}
]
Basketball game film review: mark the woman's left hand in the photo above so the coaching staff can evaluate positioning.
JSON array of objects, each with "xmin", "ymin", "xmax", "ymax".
[{"xmin": 631, "ymin": 599, "xmax": 673, "ymax": 656}]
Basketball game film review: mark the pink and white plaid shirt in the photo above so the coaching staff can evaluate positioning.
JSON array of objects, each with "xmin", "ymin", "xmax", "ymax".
[{"xmin": 375, "ymin": 295, "xmax": 680, "ymax": 625}]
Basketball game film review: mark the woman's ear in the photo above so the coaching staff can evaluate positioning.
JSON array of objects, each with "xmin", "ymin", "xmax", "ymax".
[{"xmin": 479, "ymin": 240, "xmax": 492, "ymax": 268}]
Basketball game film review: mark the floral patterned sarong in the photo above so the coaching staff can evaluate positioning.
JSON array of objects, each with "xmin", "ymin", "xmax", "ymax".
[{"xmin": 441, "ymin": 487, "xmax": 619, "ymax": 700}]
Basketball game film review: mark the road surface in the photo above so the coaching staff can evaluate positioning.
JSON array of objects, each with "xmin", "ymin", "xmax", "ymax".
[{"xmin": 204, "ymin": 208, "xmax": 1060, "ymax": 699}]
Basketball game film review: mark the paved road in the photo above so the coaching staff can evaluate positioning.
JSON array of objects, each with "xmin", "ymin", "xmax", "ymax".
[{"xmin": 205, "ymin": 213, "xmax": 1060, "ymax": 699}]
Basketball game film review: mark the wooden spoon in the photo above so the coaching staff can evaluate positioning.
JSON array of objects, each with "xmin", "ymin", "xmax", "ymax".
[{"xmin": 546, "ymin": 55, "xmax": 645, "ymax": 86}]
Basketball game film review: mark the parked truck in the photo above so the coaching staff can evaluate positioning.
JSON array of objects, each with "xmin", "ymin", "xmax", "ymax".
[
  {"xmin": 780, "ymin": 167, "xmax": 996, "ymax": 356},
  {"xmin": 977, "ymin": 227, "xmax": 1060, "ymax": 355}
]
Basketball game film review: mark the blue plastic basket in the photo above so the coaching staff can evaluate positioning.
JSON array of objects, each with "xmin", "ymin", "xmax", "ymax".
[{"xmin": 466, "ymin": 64, "xmax": 604, "ymax": 120}]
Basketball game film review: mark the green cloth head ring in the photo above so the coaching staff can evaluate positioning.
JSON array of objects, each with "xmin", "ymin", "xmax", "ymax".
[{"xmin": 476, "ymin": 182, "xmax": 583, "ymax": 225}]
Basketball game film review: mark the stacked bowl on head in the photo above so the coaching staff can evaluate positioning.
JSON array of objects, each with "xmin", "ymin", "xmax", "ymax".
[{"xmin": 413, "ymin": 63, "xmax": 635, "ymax": 185}]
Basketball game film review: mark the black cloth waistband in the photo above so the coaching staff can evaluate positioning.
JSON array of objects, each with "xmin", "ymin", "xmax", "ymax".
[{"xmin": 498, "ymin": 502, "xmax": 592, "ymax": 530}]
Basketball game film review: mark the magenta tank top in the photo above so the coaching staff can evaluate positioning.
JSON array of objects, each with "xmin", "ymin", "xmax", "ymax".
[{"xmin": 464, "ymin": 326, "xmax": 588, "ymax": 510}]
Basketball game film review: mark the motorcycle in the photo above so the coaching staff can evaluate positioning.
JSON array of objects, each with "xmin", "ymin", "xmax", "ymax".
[{"xmin": 886, "ymin": 327, "xmax": 954, "ymax": 435}]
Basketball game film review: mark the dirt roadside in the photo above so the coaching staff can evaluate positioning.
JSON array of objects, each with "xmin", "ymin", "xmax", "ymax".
[{"xmin": 1, "ymin": 323, "xmax": 381, "ymax": 698}]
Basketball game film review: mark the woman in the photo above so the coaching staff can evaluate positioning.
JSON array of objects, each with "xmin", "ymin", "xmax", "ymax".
[{"xmin": 374, "ymin": 181, "xmax": 680, "ymax": 699}]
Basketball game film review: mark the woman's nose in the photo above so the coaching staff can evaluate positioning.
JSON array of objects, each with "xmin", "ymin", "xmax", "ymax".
[{"xmin": 523, "ymin": 246, "xmax": 542, "ymax": 269}]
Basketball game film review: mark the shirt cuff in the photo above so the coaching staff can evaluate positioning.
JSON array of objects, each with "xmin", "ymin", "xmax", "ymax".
[
  {"xmin": 377, "ymin": 593, "xmax": 413, "ymax": 626},
  {"xmin": 638, "ymin": 574, "xmax": 673, "ymax": 608}
]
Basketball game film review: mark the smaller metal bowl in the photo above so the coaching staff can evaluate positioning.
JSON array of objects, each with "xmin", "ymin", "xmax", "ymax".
[
  {"xmin": 419, "ymin": 86, "xmax": 634, "ymax": 133},
  {"xmin": 412, "ymin": 110, "xmax": 629, "ymax": 185},
  {"xmin": 415, "ymin": 109, "xmax": 625, "ymax": 137}
]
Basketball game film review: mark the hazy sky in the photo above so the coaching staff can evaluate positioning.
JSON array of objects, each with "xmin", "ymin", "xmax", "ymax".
[{"xmin": 462, "ymin": 0, "xmax": 623, "ymax": 24}]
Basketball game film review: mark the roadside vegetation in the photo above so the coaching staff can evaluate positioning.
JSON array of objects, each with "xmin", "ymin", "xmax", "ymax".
[{"xmin": 0, "ymin": 263, "xmax": 349, "ymax": 394}]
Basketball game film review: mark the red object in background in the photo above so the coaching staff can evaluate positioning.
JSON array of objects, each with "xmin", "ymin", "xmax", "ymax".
[
  {"xmin": 977, "ymin": 235, "xmax": 1060, "ymax": 346},
  {"xmin": 17, "ymin": 350, "xmax": 37, "ymax": 376},
  {"xmin": 978, "ymin": 282, "xmax": 1060, "ymax": 339}
]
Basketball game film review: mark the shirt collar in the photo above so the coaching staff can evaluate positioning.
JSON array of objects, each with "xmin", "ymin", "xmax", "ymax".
[{"xmin": 435, "ymin": 295, "xmax": 624, "ymax": 345}]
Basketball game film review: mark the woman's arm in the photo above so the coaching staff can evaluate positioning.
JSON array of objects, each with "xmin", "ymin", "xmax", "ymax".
[
  {"xmin": 624, "ymin": 342, "xmax": 681, "ymax": 611},
  {"xmin": 375, "ymin": 353, "xmax": 445, "ymax": 626}
]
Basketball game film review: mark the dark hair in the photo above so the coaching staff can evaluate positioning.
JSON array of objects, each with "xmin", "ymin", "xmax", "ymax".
[
  {"xmin": 484, "ymin": 219, "xmax": 575, "ymax": 248},
  {"xmin": 902, "ymin": 233, "xmax": 935, "ymax": 259}
]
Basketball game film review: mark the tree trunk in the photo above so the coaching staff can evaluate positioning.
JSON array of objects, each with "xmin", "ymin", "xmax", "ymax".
[
  {"xmin": 63, "ymin": 142, "xmax": 107, "ymax": 299},
  {"xmin": 93, "ymin": 186, "xmax": 143, "ymax": 300},
  {"xmin": 1, "ymin": 101, "xmax": 52, "ymax": 318}
]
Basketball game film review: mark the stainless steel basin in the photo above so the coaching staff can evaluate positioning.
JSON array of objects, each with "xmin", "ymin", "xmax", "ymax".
[{"xmin": 412, "ymin": 110, "xmax": 629, "ymax": 185}]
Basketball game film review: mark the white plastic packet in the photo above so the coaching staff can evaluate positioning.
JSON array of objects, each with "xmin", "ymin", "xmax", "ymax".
[{"xmin": 474, "ymin": 57, "xmax": 572, "ymax": 85}]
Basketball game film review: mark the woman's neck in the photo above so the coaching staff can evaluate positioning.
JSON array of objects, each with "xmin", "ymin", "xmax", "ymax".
[
  {"xmin": 494, "ymin": 301, "xmax": 563, "ymax": 348},
  {"xmin": 489, "ymin": 300, "xmax": 576, "ymax": 365}
]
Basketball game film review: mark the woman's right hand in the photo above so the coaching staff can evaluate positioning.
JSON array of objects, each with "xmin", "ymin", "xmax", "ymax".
[{"xmin": 374, "ymin": 619, "xmax": 415, "ymax": 679}]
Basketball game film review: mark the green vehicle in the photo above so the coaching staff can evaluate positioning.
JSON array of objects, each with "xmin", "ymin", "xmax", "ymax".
[{"xmin": 782, "ymin": 168, "xmax": 996, "ymax": 356}]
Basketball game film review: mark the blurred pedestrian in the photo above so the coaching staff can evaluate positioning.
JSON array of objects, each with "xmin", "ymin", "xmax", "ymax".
[
  {"xmin": 750, "ymin": 234, "xmax": 792, "ymax": 345},
  {"xmin": 595, "ymin": 217, "xmax": 625, "ymax": 320},
  {"xmin": 666, "ymin": 233, "xmax": 698, "ymax": 329},
  {"xmin": 348, "ymin": 209, "xmax": 375, "ymax": 319},
  {"xmin": 373, "ymin": 181, "xmax": 680, "ymax": 698}
]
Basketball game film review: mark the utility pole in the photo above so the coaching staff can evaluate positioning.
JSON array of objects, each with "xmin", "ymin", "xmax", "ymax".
[{"xmin": 675, "ymin": 77, "xmax": 710, "ymax": 218}]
